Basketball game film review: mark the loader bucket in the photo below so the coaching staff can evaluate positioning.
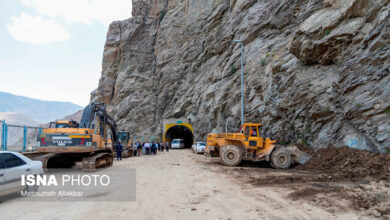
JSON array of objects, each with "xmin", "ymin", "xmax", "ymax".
[{"xmin": 286, "ymin": 145, "xmax": 312, "ymax": 165}]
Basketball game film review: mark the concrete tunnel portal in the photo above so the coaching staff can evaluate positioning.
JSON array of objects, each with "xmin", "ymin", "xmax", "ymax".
[{"xmin": 162, "ymin": 118, "xmax": 194, "ymax": 148}]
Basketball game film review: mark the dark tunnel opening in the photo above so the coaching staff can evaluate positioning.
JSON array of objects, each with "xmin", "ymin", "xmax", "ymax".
[{"xmin": 165, "ymin": 125, "xmax": 194, "ymax": 148}]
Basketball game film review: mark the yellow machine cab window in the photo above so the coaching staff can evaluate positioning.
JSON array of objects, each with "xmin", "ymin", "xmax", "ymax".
[
  {"xmin": 244, "ymin": 126, "xmax": 250, "ymax": 136},
  {"xmin": 250, "ymin": 126, "xmax": 258, "ymax": 137},
  {"xmin": 56, "ymin": 123, "xmax": 69, "ymax": 128}
]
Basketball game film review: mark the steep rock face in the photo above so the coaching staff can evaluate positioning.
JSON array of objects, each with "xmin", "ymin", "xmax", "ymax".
[{"xmin": 96, "ymin": 0, "xmax": 390, "ymax": 152}]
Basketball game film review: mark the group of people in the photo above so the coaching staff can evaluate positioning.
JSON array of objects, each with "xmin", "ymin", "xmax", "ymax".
[
  {"xmin": 134, "ymin": 141, "xmax": 170, "ymax": 156},
  {"xmin": 115, "ymin": 141, "xmax": 171, "ymax": 160}
]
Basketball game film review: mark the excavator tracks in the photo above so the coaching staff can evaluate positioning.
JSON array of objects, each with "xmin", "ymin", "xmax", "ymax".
[
  {"xmin": 24, "ymin": 151, "xmax": 114, "ymax": 171},
  {"xmin": 82, "ymin": 152, "xmax": 113, "ymax": 171}
]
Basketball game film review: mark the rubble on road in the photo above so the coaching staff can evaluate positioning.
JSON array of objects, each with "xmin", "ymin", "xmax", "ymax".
[
  {"xmin": 297, "ymin": 146, "xmax": 390, "ymax": 181},
  {"xmin": 201, "ymin": 145, "xmax": 390, "ymax": 216}
]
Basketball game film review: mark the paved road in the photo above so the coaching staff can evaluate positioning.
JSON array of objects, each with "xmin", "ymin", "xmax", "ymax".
[{"xmin": 0, "ymin": 150, "xmax": 364, "ymax": 220}]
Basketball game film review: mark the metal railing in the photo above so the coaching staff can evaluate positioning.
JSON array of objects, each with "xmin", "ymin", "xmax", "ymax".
[{"xmin": 0, "ymin": 120, "xmax": 42, "ymax": 152}]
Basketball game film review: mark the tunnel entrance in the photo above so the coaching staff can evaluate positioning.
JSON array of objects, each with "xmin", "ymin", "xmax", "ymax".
[{"xmin": 165, "ymin": 125, "xmax": 194, "ymax": 148}]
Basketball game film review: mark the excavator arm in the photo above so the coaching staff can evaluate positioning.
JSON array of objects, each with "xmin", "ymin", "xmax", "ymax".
[{"xmin": 79, "ymin": 102, "xmax": 118, "ymax": 144}]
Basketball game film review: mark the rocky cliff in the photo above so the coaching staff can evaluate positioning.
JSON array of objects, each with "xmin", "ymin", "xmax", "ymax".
[{"xmin": 94, "ymin": 0, "xmax": 390, "ymax": 152}]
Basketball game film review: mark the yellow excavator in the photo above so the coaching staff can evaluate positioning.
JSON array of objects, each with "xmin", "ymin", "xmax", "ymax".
[
  {"xmin": 24, "ymin": 103, "xmax": 117, "ymax": 170},
  {"xmin": 206, "ymin": 123, "xmax": 311, "ymax": 168},
  {"xmin": 116, "ymin": 131, "xmax": 134, "ymax": 158}
]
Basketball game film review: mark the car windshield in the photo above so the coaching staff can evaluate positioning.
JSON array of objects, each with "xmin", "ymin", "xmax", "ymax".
[
  {"xmin": 198, "ymin": 143, "xmax": 206, "ymax": 146},
  {"xmin": 172, "ymin": 140, "xmax": 179, "ymax": 143}
]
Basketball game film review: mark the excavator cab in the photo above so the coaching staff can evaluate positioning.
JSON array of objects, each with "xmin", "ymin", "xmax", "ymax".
[
  {"xmin": 118, "ymin": 132, "xmax": 130, "ymax": 145},
  {"xmin": 116, "ymin": 131, "xmax": 133, "ymax": 158},
  {"xmin": 49, "ymin": 120, "xmax": 79, "ymax": 128}
]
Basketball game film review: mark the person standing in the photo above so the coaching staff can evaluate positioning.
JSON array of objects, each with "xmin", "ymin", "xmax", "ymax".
[
  {"xmin": 151, "ymin": 142, "xmax": 157, "ymax": 155},
  {"xmin": 142, "ymin": 142, "xmax": 146, "ymax": 155},
  {"xmin": 165, "ymin": 141, "xmax": 169, "ymax": 152},
  {"xmin": 133, "ymin": 142, "xmax": 137, "ymax": 156},
  {"xmin": 161, "ymin": 142, "xmax": 164, "ymax": 152},
  {"xmin": 116, "ymin": 142, "xmax": 123, "ymax": 161},
  {"xmin": 137, "ymin": 142, "xmax": 142, "ymax": 156},
  {"xmin": 145, "ymin": 142, "xmax": 151, "ymax": 155}
]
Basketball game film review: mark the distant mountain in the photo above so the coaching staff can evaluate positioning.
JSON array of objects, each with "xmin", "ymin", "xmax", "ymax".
[
  {"xmin": 0, "ymin": 91, "xmax": 83, "ymax": 123},
  {"xmin": 59, "ymin": 109, "xmax": 84, "ymax": 122},
  {"xmin": 40, "ymin": 109, "xmax": 84, "ymax": 129},
  {"xmin": 0, "ymin": 112, "xmax": 39, "ymax": 126}
]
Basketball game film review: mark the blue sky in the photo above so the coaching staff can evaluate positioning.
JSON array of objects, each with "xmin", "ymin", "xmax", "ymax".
[{"xmin": 0, "ymin": 0, "xmax": 132, "ymax": 106}]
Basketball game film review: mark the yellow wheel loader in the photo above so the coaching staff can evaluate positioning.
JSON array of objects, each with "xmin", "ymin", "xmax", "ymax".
[{"xmin": 205, "ymin": 123, "xmax": 311, "ymax": 168}]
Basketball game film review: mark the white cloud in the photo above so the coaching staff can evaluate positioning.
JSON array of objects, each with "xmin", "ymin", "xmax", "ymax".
[
  {"xmin": 20, "ymin": 0, "xmax": 132, "ymax": 26},
  {"xmin": 7, "ymin": 13, "xmax": 71, "ymax": 44}
]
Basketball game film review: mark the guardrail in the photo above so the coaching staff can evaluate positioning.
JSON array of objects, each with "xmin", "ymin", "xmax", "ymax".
[{"xmin": 0, "ymin": 120, "xmax": 42, "ymax": 152}]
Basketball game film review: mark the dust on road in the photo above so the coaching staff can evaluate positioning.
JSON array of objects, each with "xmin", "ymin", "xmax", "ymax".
[{"xmin": 0, "ymin": 150, "xmax": 388, "ymax": 220}]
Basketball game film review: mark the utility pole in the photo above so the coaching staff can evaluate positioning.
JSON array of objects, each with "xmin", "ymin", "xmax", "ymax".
[{"xmin": 233, "ymin": 40, "xmax": 245, "ymax": 125}]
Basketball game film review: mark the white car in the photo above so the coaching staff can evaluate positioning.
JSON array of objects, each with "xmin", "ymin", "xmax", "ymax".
[
  {"xmin": 192, "ymin": 142, "xmax": 206, "ymax": 154},
  {"xmin": 171, "ymin": 139, "xmax": 185, "ymax": 149},
  {"xmin": 0, "ymin": 151, "xmax": 44, "ymax": 197}
]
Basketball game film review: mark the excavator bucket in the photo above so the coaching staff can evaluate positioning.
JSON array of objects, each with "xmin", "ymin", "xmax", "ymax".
[{"xmin": 286, "ymin": 145, "xmax": 312, "ymax": 165}]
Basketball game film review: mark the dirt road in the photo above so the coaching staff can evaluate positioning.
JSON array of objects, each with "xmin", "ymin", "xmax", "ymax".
[{"xmin": 0, "ymin": 150, "xmax": 383, "ymax": 219}]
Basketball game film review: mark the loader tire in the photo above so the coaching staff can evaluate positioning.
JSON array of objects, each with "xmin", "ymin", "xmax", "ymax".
[
  {"xmin": 220, "ymin": 145, "xmax": 242, "ymax": 167},
  {"xmin": 270, "ymin": 147, "xmax": 291, "ymax": 169}
]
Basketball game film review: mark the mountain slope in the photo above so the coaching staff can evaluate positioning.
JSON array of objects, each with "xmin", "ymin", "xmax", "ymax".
[
  {"xmin": 95, "ymin": 0, "xmax": 389, "ymax": 153},
  {"xmin": 0, "ymin": 91, "xmax": 83, "ymax": 123},
  {"xmin": 0, "ymin": 112, "xmax": 39, "ymax": 126}
]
